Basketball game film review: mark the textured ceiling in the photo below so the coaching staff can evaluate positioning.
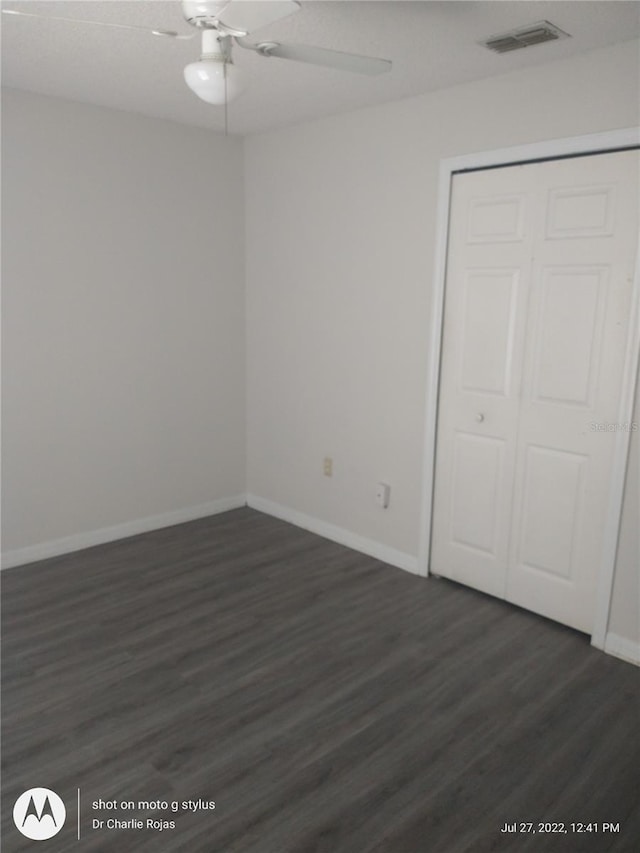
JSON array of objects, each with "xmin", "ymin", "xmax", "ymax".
[{"xmin": 2, "ymin": 1, "xmax": 639, "ymax": 135}]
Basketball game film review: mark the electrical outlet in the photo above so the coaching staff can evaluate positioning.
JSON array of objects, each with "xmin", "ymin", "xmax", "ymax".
[
  {"xmin": 323, "ymin": 457, "xmax": 333, "ymax": 477},
  {"xmin": 376, "ymin": 482, "xmax": 390, "ymax": 508}
]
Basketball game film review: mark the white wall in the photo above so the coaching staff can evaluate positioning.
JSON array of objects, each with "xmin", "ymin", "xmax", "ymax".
[
  {"xmin": 2, "ymin": 90, "xmax": 246, "ymax": 559},
  {"xmin": 608, "ymin": 373, "xmax": 640, "ymax": 650},
  {"xmin": 245, "ymin": 42, "xmax": 640, "ymax": 641}
]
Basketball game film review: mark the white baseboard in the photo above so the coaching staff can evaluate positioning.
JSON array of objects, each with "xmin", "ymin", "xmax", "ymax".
[
  {"xmin": 1, "ymin": 494, "xmax": 247, "ymax": 569},
  {"xmin": 247, "ymin": 494, "xmax": 419, "ymax": 575},
  {"xmin": 603, "ymin": 632, "xmax": 640, "ymax": 666}
]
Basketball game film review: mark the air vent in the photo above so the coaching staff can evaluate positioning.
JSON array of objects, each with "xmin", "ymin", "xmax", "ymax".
[{"xmin": 482, "ymin": 21, "xmax": 570, "ymax": 54}]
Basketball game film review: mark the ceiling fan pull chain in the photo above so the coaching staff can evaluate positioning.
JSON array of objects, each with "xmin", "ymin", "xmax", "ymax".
[{"xmin": 224, "ymin": 61, "xmax": 228, "ymax": 136}]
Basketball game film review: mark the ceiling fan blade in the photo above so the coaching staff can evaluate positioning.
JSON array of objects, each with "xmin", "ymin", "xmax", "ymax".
[
  {"xmin": 1, "ymin": 8, "xmax": 195, "ymax": 39},
  {"xmin": 259, "ymin": 42, "xmax": 392, "ymax": 75},
  {"xmin": 217, "ymin": 1, "xmax": 300, "ymax": 35}
]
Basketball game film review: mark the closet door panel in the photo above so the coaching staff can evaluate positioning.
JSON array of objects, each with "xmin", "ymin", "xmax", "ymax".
[{"xmin": 433, "ymin": 149, "xmax": 638, "ymax": 634}]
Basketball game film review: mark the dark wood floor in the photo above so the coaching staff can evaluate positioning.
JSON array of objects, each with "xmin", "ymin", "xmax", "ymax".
[{"xmin": 2, "ymin": 508, "xmax": 638, "ymax": 852}]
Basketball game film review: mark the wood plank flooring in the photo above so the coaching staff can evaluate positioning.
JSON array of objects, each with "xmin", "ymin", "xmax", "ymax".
[{"xmin": 2, "ymin": 508, "xmax": 638, "ymax": 852}]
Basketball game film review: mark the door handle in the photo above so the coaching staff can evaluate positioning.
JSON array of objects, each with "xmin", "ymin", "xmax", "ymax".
[{"xmin": 476, "ymin": 413, "xmax": 485, "ymax": 423}]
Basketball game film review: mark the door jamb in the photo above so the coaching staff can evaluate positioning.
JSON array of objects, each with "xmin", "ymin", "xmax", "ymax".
[{"xmin": 417, "ymin": 127, "xmax": 640, "ymax": 650}]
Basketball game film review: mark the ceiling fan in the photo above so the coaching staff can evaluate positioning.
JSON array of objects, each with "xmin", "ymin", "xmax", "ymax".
[{"xmin": 2, "ymin": 1, "xmax": 393, "ymax": 107}]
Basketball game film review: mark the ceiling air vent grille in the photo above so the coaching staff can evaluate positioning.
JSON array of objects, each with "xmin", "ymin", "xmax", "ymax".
[{"xmin": 482, "ymin": 21, "xmax": 570, "ymax": 54}]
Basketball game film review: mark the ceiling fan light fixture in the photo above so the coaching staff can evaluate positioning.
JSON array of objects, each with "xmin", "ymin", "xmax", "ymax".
[
  {"xmin": 183, "ymin": 57, "xmax": 243, "ymax": 105},
  {"xmin": 184, "ymin": 29, "xmax": 243, "ymax": 105}
]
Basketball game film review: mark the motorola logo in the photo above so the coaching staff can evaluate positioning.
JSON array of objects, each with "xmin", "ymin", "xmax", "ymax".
[{"xmin": 13, "ymin": 788, "xmax": 66, "ymax": 840}]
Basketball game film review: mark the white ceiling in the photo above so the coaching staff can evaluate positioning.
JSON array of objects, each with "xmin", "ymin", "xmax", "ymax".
[{"xmin": 2, "ymin": 0, "xmax": 639, "ymax": 135}]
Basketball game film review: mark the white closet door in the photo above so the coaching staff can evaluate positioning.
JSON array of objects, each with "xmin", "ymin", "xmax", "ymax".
[
  {"xmin": 431, "ymin": 164, "xmax": 532, "ymax": 599},
  {"xmin": 432, "ymin": 149, "xmax": 639, "ymax": 633}
]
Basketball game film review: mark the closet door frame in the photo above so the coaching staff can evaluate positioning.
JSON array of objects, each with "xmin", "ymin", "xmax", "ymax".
[{"xmin": 418, "ymin": 127, "xmax": 640, "ymax": 652}]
